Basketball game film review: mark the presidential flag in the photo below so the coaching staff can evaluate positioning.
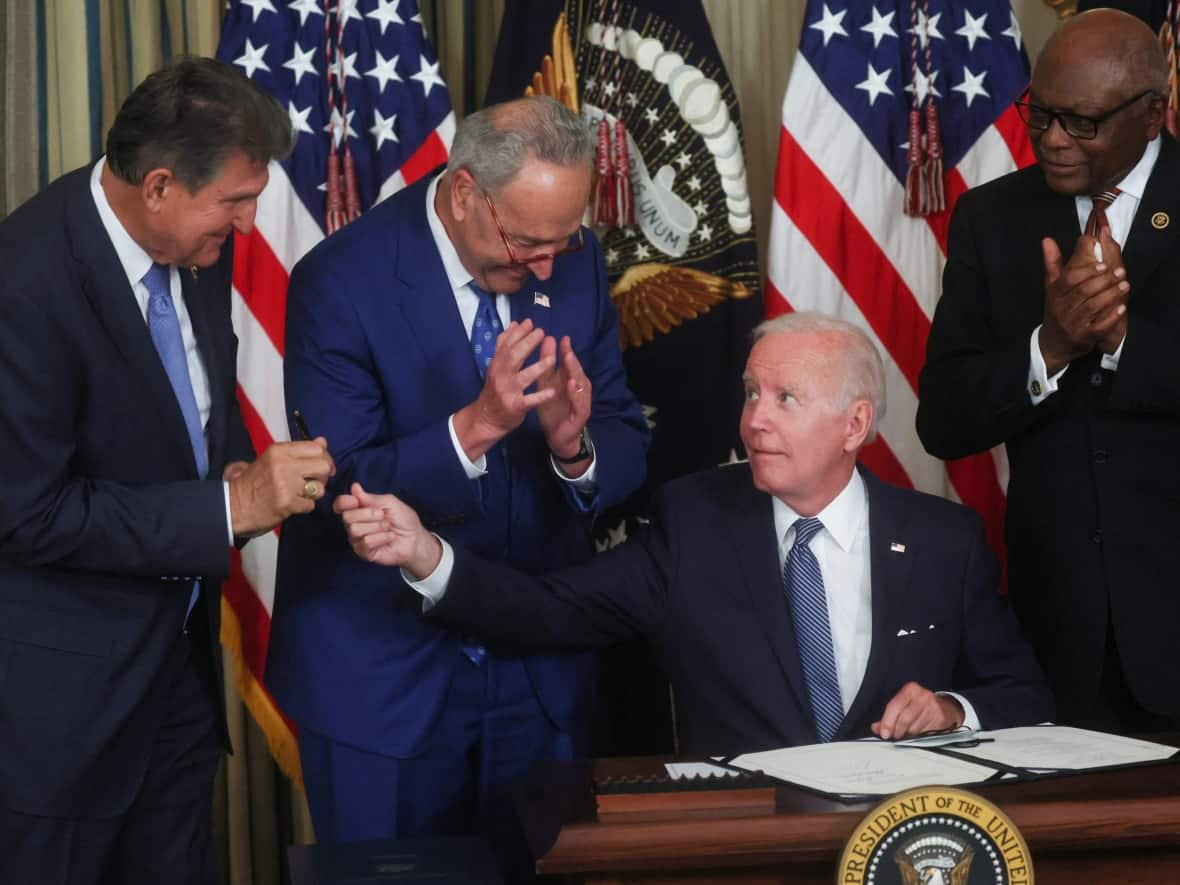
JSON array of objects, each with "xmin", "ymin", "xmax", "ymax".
[
  {"xmin": 768, "ymin": 1, "xmax": 1035, "ymax": 564},
  {"xmin": 216, "ymin": 0, "xmax": 454, "ymax": 785}
]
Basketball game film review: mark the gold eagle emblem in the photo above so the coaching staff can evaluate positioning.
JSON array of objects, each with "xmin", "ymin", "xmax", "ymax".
[{"xmin": 610, "ymin": 263, "xmax": 752, "ymax": 350}]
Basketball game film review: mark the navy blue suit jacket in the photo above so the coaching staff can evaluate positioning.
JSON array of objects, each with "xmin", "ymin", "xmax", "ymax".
[
  {"xmin": 430, "ymin": 464, "xmax": 1054, "ymax": 756},
  {"xmin": 0, "ymin": 166, "xmax": 254, "ymax": 817},
  {"xmin": 269, "ymin": 171, "xmax": 649, "ymax": 757}
]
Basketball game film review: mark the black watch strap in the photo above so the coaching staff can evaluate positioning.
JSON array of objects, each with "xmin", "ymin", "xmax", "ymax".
[{"xmin": 552, "ymin": 428, "xmax": 593, "ymax": 464}]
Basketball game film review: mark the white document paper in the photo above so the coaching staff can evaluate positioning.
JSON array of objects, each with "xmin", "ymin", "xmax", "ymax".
[
  {"xmin": 664, "ymin": 761, "xmax": 741, "ymax": 780},
  {"xmin": 949, "ymin": 726, "xmax": 1177, "ymax": 771},
  {"xmin": 729, "ymin": 741, "xmax": 997, "ymax": 797}
]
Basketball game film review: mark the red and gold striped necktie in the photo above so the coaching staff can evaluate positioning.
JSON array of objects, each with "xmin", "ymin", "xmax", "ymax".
[{"xmin": 1084, "ymin": 188, "xmax": 1121, "ymax": 238}]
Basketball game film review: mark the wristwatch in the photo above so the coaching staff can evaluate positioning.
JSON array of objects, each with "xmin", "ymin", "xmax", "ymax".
[{"xmin": 552, "ymin": 427, "xmax": 593, "ymax": 464}]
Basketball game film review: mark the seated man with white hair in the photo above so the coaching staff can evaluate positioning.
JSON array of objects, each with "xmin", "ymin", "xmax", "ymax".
[{"xmin": 337, "ymin": 313, "xmax": 1053, "ymax": 755}]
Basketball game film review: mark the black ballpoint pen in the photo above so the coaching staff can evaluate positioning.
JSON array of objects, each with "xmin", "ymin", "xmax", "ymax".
[{"xmin": 292, "ymin": 409, "xmax": 313, "ymax": 442}]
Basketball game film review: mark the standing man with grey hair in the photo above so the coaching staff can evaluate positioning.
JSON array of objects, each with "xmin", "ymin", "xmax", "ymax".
[
  {"xmin": 336, "ymin": 313, "xmax": 1052, "ymax": 761},
  {"xmin": 0, "ymin": 57, "xmax": 333, "ymax": 883},
  {"xmin": 269, "ymin": 96, "xmax": 648, "ymax": 863}
]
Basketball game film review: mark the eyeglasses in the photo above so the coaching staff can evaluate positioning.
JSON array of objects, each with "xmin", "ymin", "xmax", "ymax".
[
  {"xmin": 482, "ymin": 191, "xmax": 583, "ymax": 266},
  {"xmin": 1015, "ymin": 89, "xmax": 1159, "ymax": 140}
]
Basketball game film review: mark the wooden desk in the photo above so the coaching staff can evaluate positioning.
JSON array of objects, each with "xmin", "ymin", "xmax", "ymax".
[{"xmin": 515, "ymin": 749, "xmax": 1180, "ymax": 884}]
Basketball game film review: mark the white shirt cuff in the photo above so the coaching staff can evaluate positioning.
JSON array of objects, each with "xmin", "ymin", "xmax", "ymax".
[
  {"xmin": 404, "ymin": 534, "xmax": 454, "ymax": 611},
  {"xmin": 548, "ymin": 448, "xmax": 598, "ymax": 491},
  {"xmin": 223, "ymin": 481, "xmax": 234, "ymax": 545},
  {"xmin": 448, "ymin": 414, "xmax": 487, "ymax": 479},
  {"xmin": 1100, "ymin": 333, "xmax": 1126, "ymax": 371},
  {"xmin": 938, "ymin": 691, "xmax": 981, "ymax": 732},
  {"xmin": 1028, "ymin": 325, "xmax": 1068, "ymax": 404}
]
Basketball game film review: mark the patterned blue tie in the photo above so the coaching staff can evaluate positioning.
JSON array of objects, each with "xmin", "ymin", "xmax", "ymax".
[
  {"xmin": 469, "ymin": 281, "xmax": 503, "ymax": 378},
  {"xmin": 784, "ymin": 517, "xmax": 844, "ymax": 742},
  {"xmin": 143, "ymin": 263, "xmax": 206, "ymax": 625},
  {"xmin": 461, "ymin": 281, "xmax": 503, "ymax": 666}
]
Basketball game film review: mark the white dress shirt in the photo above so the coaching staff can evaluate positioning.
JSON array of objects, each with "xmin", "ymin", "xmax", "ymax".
[
  {"xmin": 774, "ymin": 470, "xmax": 978, "ymax": 729},
  {"xmin": 412, "ymin": 467, "xmax": 979, "ymax": 730},
  {"xmin": 90, "ymin": 158, "xmax": 233, "ymax": 543},
  {"xmin": 423, "ymin": 174, "xmax": 597, "ymax": 489},
  {"xmin": 1028, "ymin": 135, "xmax": 1160, "ymax": 404}
]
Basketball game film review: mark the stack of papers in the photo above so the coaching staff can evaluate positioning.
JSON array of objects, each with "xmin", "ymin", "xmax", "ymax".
[{"xmin": 724, "ymin": 726, "xmax": 1176, "ymax": 799}]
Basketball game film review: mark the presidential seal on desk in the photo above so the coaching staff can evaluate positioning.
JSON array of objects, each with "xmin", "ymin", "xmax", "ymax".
[{"xmin": 837, "ymin": 786, "xmax": 1032, "ymax": 885}]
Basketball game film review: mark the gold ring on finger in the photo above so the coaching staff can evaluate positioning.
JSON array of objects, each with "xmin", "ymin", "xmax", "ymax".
[{"xmin": 301, "ymin": 479, "xmax": 323, "ymax": 499}]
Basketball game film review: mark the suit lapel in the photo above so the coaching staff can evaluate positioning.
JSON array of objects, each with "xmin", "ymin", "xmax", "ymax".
[
  {"xmin": 1032, "ymin": 171, "xmax": 1083, "ymax": 267},
  {"xmin": 394, "ymin": 176, "xmax": 486, "ymax": 403},
  {"xmin": 839, "ymin": 469, "xmax": 916, "ymax": 737},
  {"xmin": 66, "ymin": 171, "xmax": 199, "ymax": 476},
  {"xmin": 1122, "ymin": 135, "xmax": 1180, "ymax": 288},
  {"xmin": 722, "ymin": 469, "xmax": 815, "ymax": 729}
]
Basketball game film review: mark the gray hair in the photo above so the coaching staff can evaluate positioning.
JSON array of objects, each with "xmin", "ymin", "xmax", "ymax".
[
  {"xmin": 446, "ymin": 96, "xmax": 594, "ymax": 192},
  {"xmin": 753, "ymin": 312, "xmax": 886, "ymax": 439},
  {"xmin": 106, "ymin": 56, "xmax": 293, "ymax": 191}
]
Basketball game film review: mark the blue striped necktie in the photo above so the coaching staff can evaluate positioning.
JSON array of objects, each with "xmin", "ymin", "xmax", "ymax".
[{"xmin": 783, "ymin": 517, "xmax": 844, "ymax": 742}]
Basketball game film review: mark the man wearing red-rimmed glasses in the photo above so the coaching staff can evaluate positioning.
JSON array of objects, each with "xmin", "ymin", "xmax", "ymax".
[{"xmin": 270, "ymin": 95, "xmax": 648, "ymax": 877}]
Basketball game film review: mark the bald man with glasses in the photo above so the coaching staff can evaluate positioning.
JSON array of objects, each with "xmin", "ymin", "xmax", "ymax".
[
  {"xmin": 268, "ymin": 96, "xmax": 648, "ymax": 874},
  {"xmin": 918, "ymin": 9, "xmax": 1180, "ymax": 734}
]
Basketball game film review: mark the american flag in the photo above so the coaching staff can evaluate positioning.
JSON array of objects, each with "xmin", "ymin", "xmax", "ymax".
[
  {"xmin": 767, "ymin": 1, "xmax": 1035, "ymax": 561},
  {"xmin": 215, "ymin": 0, "xmax": 454, "ymax": 784}
]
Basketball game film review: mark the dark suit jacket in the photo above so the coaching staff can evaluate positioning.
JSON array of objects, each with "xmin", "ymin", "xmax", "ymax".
[
  {"xmin": 0, "ymin": 166, "xmax": 254, "ymax": 818},
  {"xmin": 269, "ymin": 171, "xmax": 649, "ymax": 757},
  {"xmin": 427, "ymin": 464, "xmax": 1052, "ymax": 756},
  {"xmin": 917, "ymin": 135, "xmax": 1180, "ymax": 722}
]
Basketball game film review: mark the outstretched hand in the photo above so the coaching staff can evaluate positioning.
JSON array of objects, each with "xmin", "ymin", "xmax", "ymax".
[{"xmin": 334, "ymin": 483, "xmax": 442, "ymax": 577}]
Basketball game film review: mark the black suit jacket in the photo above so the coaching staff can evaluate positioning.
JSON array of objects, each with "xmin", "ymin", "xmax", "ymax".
[
  {"xmin": 429, "ymin": 465, "xmax": 1052, "ymax": 756},
  {"xmin": 918, "ymin": 135, "xmax": 1180, "ymax": 721},
  {"xmin": 0, "ymin": 166, "xmax": 254, "ymax": 817}
]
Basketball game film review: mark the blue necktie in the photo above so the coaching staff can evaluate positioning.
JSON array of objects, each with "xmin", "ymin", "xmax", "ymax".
[
  {"xmin": 144, "ymin": 263, "xmax": 208, "ymax": 478},
  {"xmin": 460, "ymin": 281, "xmax": 503, "ymax": 666},
  {"xmin": 784, "ymin": 517, "xmax": 844, "ymax": 742},
  {"xmin": 143, "ymin": 263, "xmax": 206, "ymax": 625},
  {"xmin": 469, "ymin": 282, "xmax": 503, "ymax": 378}
]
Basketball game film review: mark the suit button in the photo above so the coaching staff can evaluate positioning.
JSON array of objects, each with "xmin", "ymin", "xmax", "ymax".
[
  {"xmin": 1089, "ymin": 370, "xmax": 1104, "ymax": 387},
  {"xmin": 1092, "ymin": 529, "xmax": 1103, "ymax": 543},
  {"xmin": 1094, "ymin": 450, "xmax": 1108, "ymax": 463}
]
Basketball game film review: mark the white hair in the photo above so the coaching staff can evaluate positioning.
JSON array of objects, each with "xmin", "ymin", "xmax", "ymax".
[
  {"xmin": 752, "ymin": 312, "xmax": 886, "ymax": 439},
  {"xmin": 446, "ymin": 96, "xmax": 594, "ymax": 192}
]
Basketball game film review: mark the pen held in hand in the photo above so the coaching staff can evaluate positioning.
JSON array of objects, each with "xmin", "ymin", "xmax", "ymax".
[{"xmin": 292, "ymin": 409, "xmax": 313, "ymax": 442}]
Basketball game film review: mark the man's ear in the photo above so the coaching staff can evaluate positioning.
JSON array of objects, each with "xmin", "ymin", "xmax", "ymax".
[
  {"xmin": 141, "ymin": 167, "xmax": 174, "ymax": 213},
  {"xmin": 1145, "ymin": 93, "xmax": 1167, "ymax": 141},
  {"xmin": 843, "ymin": 399, "xmax": 874, "ymax": 453},
  {"xmin": 449, "ymin": 168, "xmax": 478, "ymax": 222}
]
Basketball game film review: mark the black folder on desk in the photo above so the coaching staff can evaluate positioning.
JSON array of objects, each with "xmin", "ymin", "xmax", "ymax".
[{"xmin": 288, "ymin": 835, "xmax": 502, "ymax": 885}]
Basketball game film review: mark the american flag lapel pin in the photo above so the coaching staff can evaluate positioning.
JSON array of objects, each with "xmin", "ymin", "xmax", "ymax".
[
  {"xmin": 890, "ymin": 542, "xmax": 906, "ymax": 553},
  {"xmin": 534, "ymin": 291, "xmax": 550, "ymax": 308}
]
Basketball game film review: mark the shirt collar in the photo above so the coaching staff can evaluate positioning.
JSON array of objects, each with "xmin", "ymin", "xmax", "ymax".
[
  {"xmin": 425, "ymin": 172, "xmax": 478, "ymax": 294},
  {"xmin": 89, "ymin": 157, "xmax": 155, "ymax": 289},
  {"xmin": 772, "ymin": 468, "xmax": 867, "ymax": 554},
  {"xmin": 1112, "ymin": 134, "xmax": 1160, "ymax": 202}
]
